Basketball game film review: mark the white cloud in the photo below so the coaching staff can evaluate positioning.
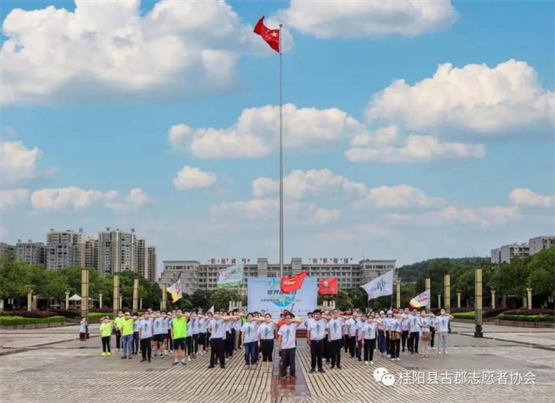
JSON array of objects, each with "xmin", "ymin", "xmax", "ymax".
[
  {"xmin": 253, "ymin": 169, "xmax": 442, "ymax": 210},
  {"xmin": 279, "ymin": 0, "xmax": 457, "ymax": 39},
  {"xmin": 317, "ymin": 231, "xmax": 354, "ymax": 242},
  {"xmin": 351, "ymin": 125, "xmax": 399, "ymax": 147},
  {"xmin": 388, "ymin": 205, "xmax": 520, "ymax": 227},
  {"xmin": 105, "ymin": 188, "xmax": 155, "ymax": 213},
  {"xmin": 366, "ymin": 60, "xmax": 555, "ymax": 132},
  {"xmin": 31, "ymin": 187, "xmax": 117, "ymax": 210},
  {"xmin": 354, "ymin": 184, "xmax": 444, "ymax": 209},
  {"xmin": 0, "ymin": 188, "xmax": 29, "ymax": 210},
  {"xmin": 509, "ymin": 188, "xmax": 555, "ymax": 207},
  {"xmin": 211, "ymin": 198, "xmax": 279, "ymax": 221},
  {"xmin": 1, "ymin": 0, "xmax": 272, "ymax": 105},
  {"xmin": 346, "ymin": 135, "xmax": 484, "ymax": 163},
  {"xmin": 169, "ymin": 104, "xmax": 367, "ymax": 158},
  {"xmin": 313, "ymin": 208, "xmax": 340, "ymax": 224},
  {"xmin": 253, "ymin": 169, "xmax": 366, "ymax": 199},
  {"xmin": 0, "ymin": 140, "xmax": 41, "ymax": 184},
  {"xmin": 173, "ymin": 166, "xmax": 217, "ymax": 190},
  {"xmin": 353, "ymin": 223, "xmax": 391, "ymax": 237}
]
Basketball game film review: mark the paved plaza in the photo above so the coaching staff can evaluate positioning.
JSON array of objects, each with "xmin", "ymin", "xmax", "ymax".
[{"xmin": 0, "ymin": 322, "xmax": 554, "ymax": 403}]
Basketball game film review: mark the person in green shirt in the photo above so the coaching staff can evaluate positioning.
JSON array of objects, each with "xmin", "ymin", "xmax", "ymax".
[
  {"xmin": 113, "ymin": 311, "xmax": 125, "ymax": 352},
  {"xmin": 99, "ymin": 317, "xmax": 113, "ymax": 357},
  {"xmin": 171, "ymin": 310, "xmax": 189, "ymax": 366},
  {"xmin": 121, "ymin": 312, "xmax": 135, "ymax": 359}
]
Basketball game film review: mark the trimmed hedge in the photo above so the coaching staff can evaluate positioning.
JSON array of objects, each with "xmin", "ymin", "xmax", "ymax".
[
  {"xmin": 2, "ymin": 310, "xmax": 59, "ymax": 318},
  {"xmin": 501, "ymin": 309, "xmax": 554, "ymax": 316},
  {"xmin": 88, "ymin": 312, "xmax": 113, "ymax": 323},
  {"xmin": 90, "ymin": 308, "xmax": 113, "ymax": 313},
  {"xmin": 498, "ymin": 314, "xmax": 555, "ymax": 323},
  {"xmin": 50, "ymin": 309, "xmax": 82, "ymax": 319},
  {"xmin": 451, "ymin": 309, "xmax": 508, "ymax": 320},
  {"xmin": 452, "ymin": 312, "xmax": 475, "ymax": 319},
  {"xmin": 0, "ymin": 315, "xmax": 65, "ymax": 326}
]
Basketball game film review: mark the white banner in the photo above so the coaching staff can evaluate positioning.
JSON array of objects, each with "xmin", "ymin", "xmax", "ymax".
[
  {"xmin": 361, "ymin": 269, "xmax": 394, "ymax": 300},
  {"xmin": 247, "ymin": 277, "xmax": 317, "ymax": 321},
  {"xmin": 217, "ymin": 262, "xmax": 244, "ymax": 288}
]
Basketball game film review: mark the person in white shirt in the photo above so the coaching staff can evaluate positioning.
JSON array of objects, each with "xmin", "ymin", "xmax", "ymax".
[
  {"xmin": 278, "ymin": 312, "xmax": 302, "ymax": 379},
  {"xmin": 198, "ymin": 315, "xmax": 208, "ymax": 355},
  {"xmin": 307, "ymin": 309, "xmax": 328, "ymax": 373},
  {"xmin": 342, "ymin": 319, "xmax": 350, "ymax": 353},
  {"xmin": 388, "ymin": 311, "xmax": 402, "ymax": 361},
  {"xmin": 429, "ymin": 313, "xmax": 437, "ymax": 350},
  {"xmin": 326, "ymin": 309, "xmax": 345, "ymax": 370},
  {"xmin": 419, "ymin": 312, "xmax": 432, "ymax": 358},
  {"xmin": 207, "ymin": 311, "xmax": 239, "ymax": 369},
  {"xmin": 153, "ymin": 312, "xmax": 167, "ymax": 358},
  {"xmin": 241, "ymin": 313, "xmax": 263, "ymax": 369},
  {"xmin": 408, "ymin": 309, "xmax": 421, "ymax": 354},
  {"xmin": 132, "ymin": 314, "xmax": 141, "ymax": 355},
  {"xmin": 401, "ymin": 308, "xmax": 410, "ymax": 353},
  {"xmin": 345, "ymin": 312, "xmax": 359, "ymax": 358},
  {"xmin": 139, "ymin": 312, "xmax": 154, "ymax": 363},
  {"xmin": 363, "ymin": 316, "xmax": 378, "ymax": 364},
  {"xmin": 377, "ymin": 311, "xmax": 387, "ymax": 356},
  {"xmin": 437, "ymin": 309, "xmax": 454, "ymax": 354},
  {"xmin": 258, "ymin": 313, "xmax": 278, "ymax": 372}
]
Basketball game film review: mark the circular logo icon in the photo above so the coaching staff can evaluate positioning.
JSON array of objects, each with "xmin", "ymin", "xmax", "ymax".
[
  {"xmin": 268, "ymin": 278, "xmax": 296, "ymax": 307},
  {"xmin": 381, "ymin": 373, "xmax": 396, "ymax": 386},
  {"xmin": 373, "ymin": 367, "xmax": 389, "ymax": 383}
]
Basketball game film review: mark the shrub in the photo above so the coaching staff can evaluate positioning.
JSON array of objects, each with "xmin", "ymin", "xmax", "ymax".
[
  {"xmin": 483, "ymin": 308, "xmax": 509, "ymax": 318},
  {"xmin": 50, "ymin": 309, "xmax": 81, "ymax": 319},
  {"xmin": 501, "ymin": 309, "xmax": 554, "ymax": 316},
  {"xmin": 0, "ymin": 311, "xmax": 11, "ymax": 317},
  {"xmin": 4, "ymin": 310, "xmax": 58, "ymax": 318},
  {"xmin": 0, "ymin": 315, "xmax": 65, "ymax": 326},
  {"xmin": 498, "ymin": 314, "xmax": 555, "ymax": 323},
  {"xmin": 90, "ymin": 308, "xmax": 113, "ymax": 313},
  {"xmin": 452, "ymin": 312, "xmax": 475, "ymax": 319},
  {"xmin": 450, "ymin": 308, "xmax": 474, "ymax": 313},
  {"xmin": 88, "ymin": 312, "xmax": 113, "ymax": 323}
]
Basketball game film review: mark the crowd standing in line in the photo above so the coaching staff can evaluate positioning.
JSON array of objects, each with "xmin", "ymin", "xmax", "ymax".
[{"xmin": 93, "ymin": 306, "xmax": 454, "ymax": 378}]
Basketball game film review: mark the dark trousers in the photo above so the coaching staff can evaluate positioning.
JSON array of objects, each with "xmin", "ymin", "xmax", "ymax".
[
  {"xmin": 79, "ymin": 332, "xmax": 86, "ymax": 341},
  {"xmin": 261, "ymin": 339, "xmax": 274, "ymax": 362},
  {"xmin": 430, "ymin": 327, "xmax": 436, "ymax": 348},
  {"xmin": 401, "ymin": 330, "xmax": 409, "ymax": 352},
  {"xmin": 210, "ymin": 338, "xmax": 225, "ymax": 368},
  {"xmin": 378, "ymin": 330, "xmax": 386, "ymax": 354},
  {"xmin": 390, "ymin": 338, "xmax": 400, "ymax": 359},
  {"xmin": 101, "ymin": 336, "xmax": 111, "ymax": 353},
  {"xmin": 280, "ymin": 347, "xmax": 296, "ymax": 378},
  {"xmin": 409, "ymin": 332, "xmax": 419, "ymax": 353},
  {"xmin": 385, "ymin": 331, "xmax": 390, "ymax": 355},
  {"xmin": 244, "ymin": 341, "xmax": 257, "ymax": 365},
  {"xmin": 310, "ymin": 339, "xmax": 325, "ymax": 369},
  {"xmin": 115, "ymin": 330, "xmax": 122, "ymax": 349},
  {"xmin": 186, "ymin": 336, "xmax": 193, "ymax": 355},
  {"xmin": 343, "ymin": 335, "xmax": 349, "ymax": 352},
  {"xmin": 133, "ymin": 332, "xmax": 140, "ymax": 354},
  {"xmin": 193, "ymin": 334, "xmax": 199, "ymax": 353},
  {"xmin": 141, "ymin": 337, "xmax": 152, "ymax": 360},
  {"xmin": 225, "ymin": 330, "xmax": 235, "ymax": 357},
  {"xmin": 167, "ymin": 330, "xmax": 172, "ymax": 350},
  {"xmin": 330, "ymin": 339, "xmax": 342, "ymax": 367},
  {"xmin": 348, "ymin": 336, "xmax": 356, "ymax": 357},
  {"xmin": 364, "ymin": 339, "xmax": 375, "ymax": 362},
  {"xmin": 323, "ymin": 338, "xmax": 330, "ymax": 360}
]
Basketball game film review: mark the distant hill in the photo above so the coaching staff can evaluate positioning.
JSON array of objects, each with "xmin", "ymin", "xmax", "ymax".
[{"xmin": 398, "ymin": 257, "xmax": 490, "ymax": 283}]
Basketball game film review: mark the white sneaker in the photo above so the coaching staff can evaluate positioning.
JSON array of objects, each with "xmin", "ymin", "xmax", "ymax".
[
  {"xmin": 438, "ymin": 351, "xmax": 442, "ymax": 355},
  {"xmin": 396, "ymin": 358, "xmax": 400, "ymax": 361},
  {"xmin": 364, "ymin": 361, "xmax": 369, "ymax": 365},
  {"xmin": 188, "ymin": 357, "xmax": 191, "ymax": 362},
  {"xmin": 370, "ymin": 361, "xmax": 374, "ymax": 365},
  {"xmin": 391, "ymin": 358, "xmax": 395, "ymax": 361},
  {"xmin": 444, "ymin": 351, "xmax": 448, "ymax": 355}
]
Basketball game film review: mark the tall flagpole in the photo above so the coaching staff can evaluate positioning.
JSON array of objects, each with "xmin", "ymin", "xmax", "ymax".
[{"xmin": 279, "ymin": 24, "xmax": 284, "ymax": 278}]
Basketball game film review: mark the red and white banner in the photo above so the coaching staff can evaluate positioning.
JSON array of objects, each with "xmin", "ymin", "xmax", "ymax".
[{"xmin": 318, "ymin": 278, "xmax": 338, "ymax": 295}]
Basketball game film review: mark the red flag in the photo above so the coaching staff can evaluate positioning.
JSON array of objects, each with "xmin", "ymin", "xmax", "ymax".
[
  {"xmin": 280, "ymin": 272, "xmax": 307, "ymax": 294},
  {"xmin": 319, "ymin": 278, "xmax": 338, "ymax": 295},
  {"xmin": 254, "ymin": 16, "xmax": 280, "ymax": 53}
]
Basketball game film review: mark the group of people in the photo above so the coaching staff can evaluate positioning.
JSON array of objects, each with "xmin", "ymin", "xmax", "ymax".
[{"xmin": 92, "ymin": 306, "xmax": 454, "ymax": 380}]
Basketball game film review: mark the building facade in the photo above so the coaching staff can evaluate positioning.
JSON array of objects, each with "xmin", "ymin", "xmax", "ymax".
[
  {"xmin": 147, "ymin": 246, "xmax": 157, "ymax": 283},
  {"xmin": 15, "ymin": 240, "xmax": 46, "ymax": 266},
  {"xmin": 46, "ymin": 229, "xmax": 82, "ymax": 270},
  {"xmin": 80, "ymin": 236, "xmax": 98, "ymax": 270},
  {"xmin": 98, "ymin": 228, "xmax": 137, "ymax": 275},
  {"xmin": 491, "ymin": 236, "xmax": 554, "ymax": 264},
  {"xmin": 528, "ymin": 236, "xmax": 555, "ymax": 255},
  {"xmin": 0, "ymin": 243, "xmax": 15, "ymax": 255},
  {"xmin": 159, "ymin": 257, "xmax": 396, "ymax": 294}
]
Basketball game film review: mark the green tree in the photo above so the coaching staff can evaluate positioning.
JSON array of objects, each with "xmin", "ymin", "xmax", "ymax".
[
  {"xmin": 0, "ymin": 252, "xmax": 29, "ymax": 299},
  {"xmin": 210, "ymin": 288, "xmax": 240, "ymax": 311},
  {"xmin": 191, "ymin": 289, "xmax": 212, "ymax": 310},
  {"xmin": 526, "ymin": 247, "xmax": 555, "ymax": 299}
]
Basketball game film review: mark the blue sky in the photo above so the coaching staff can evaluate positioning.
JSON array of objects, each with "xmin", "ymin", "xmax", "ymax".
[{"xmin": 0, "ymin": 0, "xmax": 553, "ymax": 270}]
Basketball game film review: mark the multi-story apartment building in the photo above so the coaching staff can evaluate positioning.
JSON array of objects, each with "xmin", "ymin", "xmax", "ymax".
[
  {"xmin": 98, "ymin": 228, "xmax": 136, "ymax": 275},
  {"xmin": 147, "ymin": 246, "xmax": 157, "ymax": 283},
  {"xmin": 46, "ymin": 229, "xmax": 82, "ymax": 270},
  {"xmin": 136, "ymin": 238, "xmax": 148, "ymax": 279},
  {"xmin": 159, "ymin": 257, "xmax": 396, "ymax": 294},
  {"xmin": 528, "ymin": 236, "xmax": 555, "ymax": 255},
  {"xmin": 491, "ymin": 235, "xmax": 554, "ymax": 264},
  {"xmin": 80, "ymin": 236, "xmax": 98, "ymax": 270},
  {"xmin": 15, "ymin": 240, "xmax": 46, "ymax": 266},
  {"xmin": 0, "ymin": 242, "xmax": 15, "ymax": 255}
]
